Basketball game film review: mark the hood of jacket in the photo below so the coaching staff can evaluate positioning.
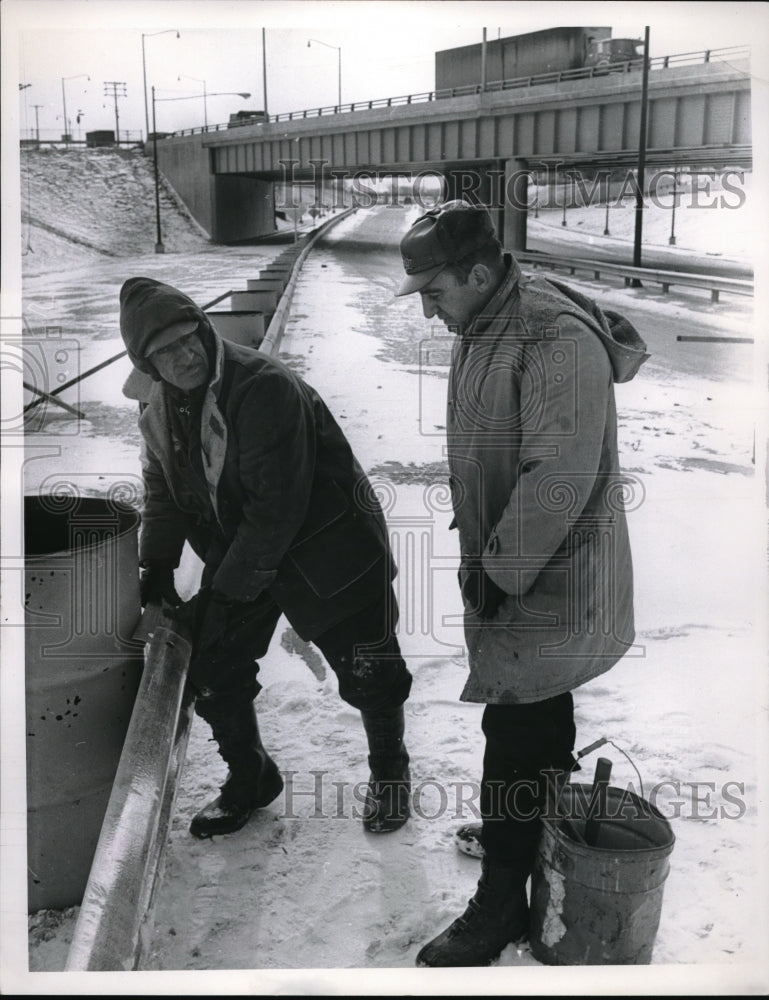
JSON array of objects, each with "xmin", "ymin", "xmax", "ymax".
[
  {"xmin": 541, "ymin": 276, "xmax": 650, "ymax": 383},
  {"xmin": 119, "ymin": 276, "xmax": 218, "ymax": 381}
]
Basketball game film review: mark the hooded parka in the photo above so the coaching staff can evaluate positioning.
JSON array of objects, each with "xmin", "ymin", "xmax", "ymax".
[
  {"xmin": 448, "ymin": 256, "xmax": 649, "ymax": 704},
  {"xmin": 120, "ymin": 277, "xmax": 396, "ymax": 641}
]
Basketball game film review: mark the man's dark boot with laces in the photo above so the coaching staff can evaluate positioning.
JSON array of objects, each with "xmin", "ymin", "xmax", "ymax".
[
  {"xmin": 360, "ymin": 705, "xmax": 410, "ymax": 833},
  {"xmin": 415, "ymin": 856, "xmax": 530, "ymax": 967},
  {"xmin": 190, "ymin": 695, "xmax": 283, "ymax": 839}
]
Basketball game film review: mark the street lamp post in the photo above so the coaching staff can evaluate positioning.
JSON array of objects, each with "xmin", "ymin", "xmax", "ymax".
[
  {"xmin": 61, "ymin": 73, "xmax": 89, "ymax": 146},
  {"xmin": 151, "ymin": 87, "xmax": 164, "ymax": 253},
  {"xmin": 141, "ymin": 29, "xmax": 180, "ymax": 142},
  {"xmin": 151, "ymin": 88, "xmax": 251, "ymax": 253},
  {"xmin": 561, "ymin": 171, "xmax": 569, "ymax": 226},
  {"xmin": 178, "ymin": 74, "xmax": 208, "ymax": 128},
  {"xmin": 307, "ymin": 38, "xmax": 342, "ymax": 108},
  {"xmin": 669, "ymin": 169, "xmax": 678, "ymax": 246}
]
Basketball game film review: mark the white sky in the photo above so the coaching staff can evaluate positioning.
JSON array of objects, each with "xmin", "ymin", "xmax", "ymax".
[{"xmin": 3, "ymin": 0, "xmax": 764, "ymax": 139}]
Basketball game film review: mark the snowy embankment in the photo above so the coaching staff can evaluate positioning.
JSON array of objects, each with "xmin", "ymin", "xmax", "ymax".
[{"xmin": 12, "ymin": 152, "xmax": 768, "ymax": 994}]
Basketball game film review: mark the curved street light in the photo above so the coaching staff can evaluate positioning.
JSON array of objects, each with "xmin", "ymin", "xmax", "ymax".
[
  {"xmin": 178, "ymin": 74, "xmax": 208, "ymax": 128},
  {"xmin": 307, "ymin": 38, "xmax": 342, "ymax": 108},
  {"xmin": 150, "ymin": 86, "xmax": 251, "ymax": 253},
  {"xmin": 61, "ymin": 73, "xmax": 89, "ymax": 147},
  {"xmin": 141, "ymin": 29, "xmax": 180, "ymax": 141}
]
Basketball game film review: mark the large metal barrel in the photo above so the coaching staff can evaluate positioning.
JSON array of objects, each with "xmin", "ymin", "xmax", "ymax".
[{"xmin": 25, "ymin": 493, "xmax": 144, "ymax": 912}]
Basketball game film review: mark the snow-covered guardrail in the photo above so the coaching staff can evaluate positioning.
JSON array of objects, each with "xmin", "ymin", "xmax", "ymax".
[
  {"xmin": 517, "ymin": 251, "xmax": 754, "ymax": 303},
  {"xmin": 65, "ymin": 609, "xmax": 194, "ymax": 971},
  {"xmin": 260, "ymin": 208, "xmax": 357, "ymax": 356}
]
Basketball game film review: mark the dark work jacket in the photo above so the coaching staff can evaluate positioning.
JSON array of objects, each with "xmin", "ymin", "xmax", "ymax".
[{"xmin": 121, "ymin": 278, "xmax": 395, "ymax": 641}]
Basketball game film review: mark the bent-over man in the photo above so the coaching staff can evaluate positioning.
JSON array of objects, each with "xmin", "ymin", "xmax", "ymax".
[{"xmin": 119, "ymin": 276, "xmax": 412, "ymax": 840}]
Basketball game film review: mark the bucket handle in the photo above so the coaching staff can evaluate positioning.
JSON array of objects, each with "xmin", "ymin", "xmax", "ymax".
[
  {"xmin": 549, "ymin": 737, "xmax": 647, "ymax": 846},
  {"xmin": 571, "ymin": 736, "xmax": 646, "ymax": 800}
]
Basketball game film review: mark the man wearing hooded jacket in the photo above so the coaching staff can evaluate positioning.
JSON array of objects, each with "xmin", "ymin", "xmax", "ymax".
[
  {"xmin": 395, "ymin": 201, "xmax": 649, "ymax": 967},
  {"xmin": 119, "ymin": 276, "xmax": 412, "ymax": 840}
]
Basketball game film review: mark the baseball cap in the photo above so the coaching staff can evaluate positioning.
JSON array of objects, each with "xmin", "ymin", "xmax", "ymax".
[
  {"xmin": 396, "ymin": 200, "xmax": 497, "ymax": 296},
  {"xmin": 145, "ymin": 319, "xmax": 199, "ymax": 356}
]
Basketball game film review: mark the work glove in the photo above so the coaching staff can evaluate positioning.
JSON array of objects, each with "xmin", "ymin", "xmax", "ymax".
[
  {"xmin": 191, "ymin": 586, "xmax": 238, "ymax": 649},
  {"xmin": 139, "ymin": 565, "xmax": 182, "ymax": 609},
  {"xmin": 459, "ymin": 558, "xmax": 506, "ymax": 621}
]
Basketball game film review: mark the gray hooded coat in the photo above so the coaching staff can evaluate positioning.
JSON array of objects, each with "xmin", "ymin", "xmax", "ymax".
[{"xmin": 448, "ymin": 257, "xmax": 649, "ymax": 704}]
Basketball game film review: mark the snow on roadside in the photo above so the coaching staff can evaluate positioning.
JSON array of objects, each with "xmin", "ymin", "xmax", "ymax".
[
  {"xmin": 15, "ymin": 198, "xmax": 768, "ymax": 992},
  {"xmin": 532, "ymin": 169, "xmax": 756, "ymax": 261}
]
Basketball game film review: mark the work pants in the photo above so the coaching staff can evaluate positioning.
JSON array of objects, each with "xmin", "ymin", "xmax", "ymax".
[
  {"xmin": 480, "ymin": 692, "xmax": 577, "ymax": 868},
  {"xmin": 188, "ymin": 586, "xmax": 412, "ymax": 716}
]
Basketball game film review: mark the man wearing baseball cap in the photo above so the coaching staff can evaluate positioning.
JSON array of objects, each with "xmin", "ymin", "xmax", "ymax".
[
  {"xmin": 396, "ymin": 201, "xmax": 649, "ymax": 966},
  {"xmin": 119, "ymin": 276, "xmax": 413, "ymax": 842}
]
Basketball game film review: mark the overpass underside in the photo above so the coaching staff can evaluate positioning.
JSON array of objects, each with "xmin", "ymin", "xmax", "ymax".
[{"xmin": 157, "ymin": 58, "xmax": 751, "ymax": 247}]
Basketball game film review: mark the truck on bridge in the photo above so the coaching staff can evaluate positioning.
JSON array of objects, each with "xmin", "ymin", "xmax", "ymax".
[{"xmin": 435, "ymin": 26, "xmax": 644, "ymax": 90}]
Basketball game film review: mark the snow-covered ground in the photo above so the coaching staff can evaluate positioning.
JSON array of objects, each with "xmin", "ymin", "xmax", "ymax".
[
  {"xmin": 532, "ymin": 170, "xmax": 757, "ymax": 262},
  {"xmin": 3, "ymin": 150, "xmax": 768, "ymax": 995}
]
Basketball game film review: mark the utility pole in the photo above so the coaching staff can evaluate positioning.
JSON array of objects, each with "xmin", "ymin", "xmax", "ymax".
[
  {"xmin": 31, "ymin": 104, "xmax": 43, "ymax": 142},
  {"xmin": 103, "ymin": 81, "xmax": 127, "ymax": 144},
  {"xmin": 262, "ymin": 28, "xmax": 269, "ymax": 118},
  {"xmin": 631, "ymin": 26, "xmax": 650, "ymax": 285},
  {"xmin": 481, "ymin": 27, "xmax": 487, "ymax": 92}
]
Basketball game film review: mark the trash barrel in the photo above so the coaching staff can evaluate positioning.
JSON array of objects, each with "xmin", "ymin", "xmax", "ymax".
[
  {"xmin": 529, "ymin": 781, "xmax": 675, "ymax": 965},
  {"xmin": 25, "ymin": 493, "xmax": 144, "ymax": 912}
]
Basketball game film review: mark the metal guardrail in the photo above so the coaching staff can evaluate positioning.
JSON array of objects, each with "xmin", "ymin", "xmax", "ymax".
[
  {"xmin": 517, "ymin": 251, "xmax": 754, "ymax": 303},
  {"xmin": 20, "ymin": 130, "xmax": 144, "ymax": 147},
  {"xmin": 65, "ymin": 608, "xmax": 194, "ymax": 971},
  {"xmin": 167, "ymin": 45, "xmax": 750, "ymax": 137}
]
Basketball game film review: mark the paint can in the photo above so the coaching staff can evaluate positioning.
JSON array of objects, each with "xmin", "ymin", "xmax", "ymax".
[{"xmin": 529, "ymin": 759, "xmax": 675, "ymax": 965}]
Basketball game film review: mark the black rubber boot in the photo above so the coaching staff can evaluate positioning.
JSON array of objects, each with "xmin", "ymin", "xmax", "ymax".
[
  {"xmin": 415, "ymin": 856, "xmax": 530, "ymax": 967},
  {"xmin": 190, "ymin": 696, "xmax": 283, "ymax": 839},
  {"xmin": 360, "ymin": 705, "xmax": 410, "ymax": 833}
]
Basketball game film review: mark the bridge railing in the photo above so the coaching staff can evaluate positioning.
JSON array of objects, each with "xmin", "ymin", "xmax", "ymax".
[{"xmin": 167, "ymin": 45, "xmax": 750, "ymax": 138}]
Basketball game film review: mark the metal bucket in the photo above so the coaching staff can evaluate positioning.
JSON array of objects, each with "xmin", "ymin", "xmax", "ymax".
[
  {"xmin": 25, "ymin": 493, "xmax": 144, "ymax": 911},
  {"xmin": 529, "ymin": 782, "xmax": 675, "ymax": 965}
]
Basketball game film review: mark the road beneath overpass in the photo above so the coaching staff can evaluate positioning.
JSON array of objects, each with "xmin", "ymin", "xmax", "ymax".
[{"xmin": 298, "ymin": 204, "xmax": 753, "ymax": 386}]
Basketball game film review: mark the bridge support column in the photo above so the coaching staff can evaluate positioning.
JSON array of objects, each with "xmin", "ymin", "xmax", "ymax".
[
  {"xmin": 442, "ymin": 161, "xmax": 529, "ymax": 253},
  {"xmin": 441, "ymin": 165, "xmax": 504, "ymax": 237},
  {"xmin": 503, "ymin": 158, "xmax": 529, "ymax": 254}
]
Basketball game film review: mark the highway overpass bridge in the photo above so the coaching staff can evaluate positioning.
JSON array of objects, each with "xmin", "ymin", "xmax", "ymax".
[{"xmin": 154, "ymin": 48, "xmax": 751, "ymax": 248}]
